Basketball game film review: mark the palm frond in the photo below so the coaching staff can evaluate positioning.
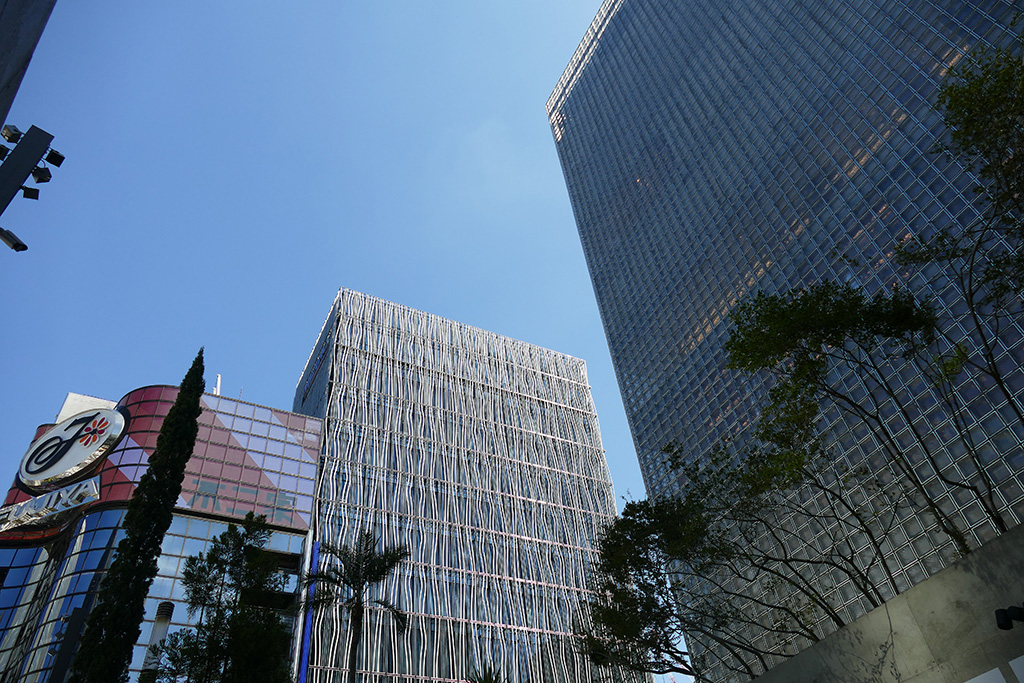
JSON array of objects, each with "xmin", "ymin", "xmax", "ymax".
[
  {"xmin": 466, "ymin": 663, "xmax": 504, "ymax": 683},
  {"xmin": 372, "ymin": 597, "xmax": 409, "ymax": 633},
  {"xmin": 303, "ymin": 530, "xmax": 410, "ymax": 622},
  {"xmin": 301, "ymin": 587, "xmax": 344, "ymax": 612}
]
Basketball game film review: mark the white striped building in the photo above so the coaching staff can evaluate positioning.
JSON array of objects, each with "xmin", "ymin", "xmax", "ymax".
[{"xmin": 293, "ymin": 289, "xmax": 641, "ymax": 683}]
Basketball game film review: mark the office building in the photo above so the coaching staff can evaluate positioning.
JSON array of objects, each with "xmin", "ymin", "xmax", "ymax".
[
  {"xmin": 0, "ymin": 387, "xmax": 321, "ymax": 682},
  {"xmin": 0, "ymin": 0, "xmax": 58, "ymax": 125},
  {"xmin": 293, "ymin": 288, "xmax": 639, "ymax": 683},
  {"xmin": 548, "ymin": 0, "xmax": 1024, "ymax": 679}
]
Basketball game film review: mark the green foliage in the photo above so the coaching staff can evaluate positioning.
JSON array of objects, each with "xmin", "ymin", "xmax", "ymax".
[
  {"xmin": 935, "ymin": 33, "xmax": 1024, "ymax": 219},
  {"xmin": 725, "ymin": 281, "xmax": 937, "ymax": 374},
  {"xmin": 755, "ymin": 377, "xmax": 818, "ymax": 445},
  {"xmin": 71, "ymin": 350, "xmax": 205, "ymax": 683},
  {"xmin": 901, "ymin": 29, "xmax": 1024, "ymax": 308},
  {"xmin": 305, "ymin": 531, "xmax": 410, "ymax": 683},
  {"xmin": 152, "ymin": 513, "xmax": 292, "ymax": 683},
  {"xmin": 581, "ymin": 436, "xmax": 816, "ymax": 678},
  {"xmin": 584, "ymin": 283, "xmax": 949, "ymax": 677},
  {"xmin": 935, "ymin": 343, "xmax": 969, "ymax": 385},
  {"xmin": 723, "ymin": 279, "xmax": 941, "ymax": 493},
  {"xmin": 583, "ymin": 428, "xmax": 894, "ymax": 679},
  {"xmin": 725, "ymin": 278, "xmax": 983, "ymax": 551},
  {"xmin": 724, "ymin": 276, "xmax": 986, "ymax": 560},
  {"xmin": 466, "ymin": 664, "xmax": 504, "ymax": 683}
]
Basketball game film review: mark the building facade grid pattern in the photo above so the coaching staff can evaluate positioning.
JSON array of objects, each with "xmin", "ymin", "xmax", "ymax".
[{"xmin": 548, "ymin": 0, "xmax": 1024, "ymax": 679}]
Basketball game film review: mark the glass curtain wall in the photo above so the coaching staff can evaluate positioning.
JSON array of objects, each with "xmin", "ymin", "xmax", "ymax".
[{"xmin": 548, "ymin": 1, "xmax": 1023, "ymax": 679}]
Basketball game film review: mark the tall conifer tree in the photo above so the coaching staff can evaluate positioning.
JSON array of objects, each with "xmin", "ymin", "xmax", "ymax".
[{"xmin": 71, "ymin": 350, "xmax": 206, "ymax": 683}]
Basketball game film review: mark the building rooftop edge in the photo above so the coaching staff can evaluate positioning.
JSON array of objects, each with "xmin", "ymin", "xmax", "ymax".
[{"xmin": 545, "ymin": 0, "xmax": 625, "ymax": 116}]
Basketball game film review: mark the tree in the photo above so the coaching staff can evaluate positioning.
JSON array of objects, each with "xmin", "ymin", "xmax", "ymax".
[
  {"xmin": 580, "ymin": 431, "xmax": 905, "ymax": 680},
  {"xmin": 581, "ymin": 281, "xmax": 951, "ymax": 679},
  {"xmin": 724, "ymin": 282, "xmax": 996, "ymax": 551},
  {"xmin": 897, "ymin": 28, "xmax": 1024, "ymax": 447},
  {"xmin": 71, "ymin": 350, "xmax": 205, "ymax": 683},
  {"xmin": 151, "ymin": 512, "xmax": 292, "ymax": 683},
  {"xmin": 304, "ymin": 531, "xmax": 410, "ymax": 683},
  {"xmin": 909, "ymin": 28, "xmax": 1024, "ymax": 309},
  {"xmin": 465, "ymin": 664, "xmax": 504, "ymax": 683},
  {"xmin": 584, "ymin": 281, "xmax": 1007, "ymax": 679},
  {"xmin": 579, "ymin": 493, "xmax": 700, "ymax": 678}
]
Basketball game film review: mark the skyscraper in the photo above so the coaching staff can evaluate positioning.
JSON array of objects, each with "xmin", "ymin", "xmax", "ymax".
[
  {"xmin": 293, "ymin": 289, "xmax": 639, "ymax": 683},
  {"xmin": 548, "ymin": 0, "xmax": 1024, "ymax": 679},
  {"xmin": 0, "ymin": 0, "xmax": 58, "ymax": 125}
]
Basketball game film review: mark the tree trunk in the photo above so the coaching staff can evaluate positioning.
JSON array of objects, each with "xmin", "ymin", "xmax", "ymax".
[{"xmin": 347, "ymin": 602, "xmax": 364, "ymax": 683}]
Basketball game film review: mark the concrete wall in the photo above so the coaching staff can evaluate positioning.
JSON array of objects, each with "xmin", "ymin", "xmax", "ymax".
[
  {"xmin": 0, "ymin": 0, "xmax": 59, "ymax": 125},
  {"xmin": 753, "ymin": 524, "xmax": 1024, "ymax": 683}
]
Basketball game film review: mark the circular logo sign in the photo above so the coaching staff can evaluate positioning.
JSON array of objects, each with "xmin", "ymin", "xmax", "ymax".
[{"xmin": 19, "ymin": 409, "xmax": 126, "ymax": 490}]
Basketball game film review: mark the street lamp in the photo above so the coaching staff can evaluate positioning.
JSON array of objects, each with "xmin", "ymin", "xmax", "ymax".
[
  {"xmin": 0, "ymin": 124, "xmax": 64, "ymax": 252},
  {"xmin": 0, "ymin": 227, "xmax": 27, "ymax": 251},
  {"xmin": 1, "ymin": 124, "xmax": 23, "ymax": 143}
]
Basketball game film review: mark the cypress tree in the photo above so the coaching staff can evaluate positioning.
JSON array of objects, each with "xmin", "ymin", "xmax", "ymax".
[{"xmin": 70, "ymin": 349, "xmax": 206, "ymax": 683}]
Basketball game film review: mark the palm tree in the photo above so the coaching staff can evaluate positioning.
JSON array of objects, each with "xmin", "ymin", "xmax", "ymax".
[
  {"xmin": 305, "ymin": 530, "xmax": 411, "ymax": 683},
  {"xmin": 466, "ymin": 664, "xmax": 504, "ymax": 683}
]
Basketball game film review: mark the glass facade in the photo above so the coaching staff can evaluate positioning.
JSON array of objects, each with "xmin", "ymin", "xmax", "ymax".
[
  {"xmin": 293, "ymin": 289, "xmax": 643, "ymax": 683},
  {"xmin": 548, "ymin": 0, "xmax": 1024, "ymax": 680},
  {"xmin": 0, "ymin": 388, "xmax": 322, "ymax": 682}
]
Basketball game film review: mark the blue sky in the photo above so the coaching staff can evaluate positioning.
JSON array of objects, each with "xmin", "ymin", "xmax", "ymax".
[{"xmin": 0, "ymin": 2, "xmax": 652, "ymax": 511}]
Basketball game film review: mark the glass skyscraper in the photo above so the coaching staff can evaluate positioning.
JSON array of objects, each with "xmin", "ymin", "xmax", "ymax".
[
  {"xmin": 293, "ymin": 289, "xmax": 641, "ymax": 683},
  {"xmin": 548, "ymin": 0, "xmax": 1024, "ymax": 679}
]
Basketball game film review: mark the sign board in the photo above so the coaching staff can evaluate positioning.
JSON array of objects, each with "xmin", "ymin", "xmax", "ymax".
[
  {"xmin": 0, "ymin": 476, "xmax": 101, "ymax": 532},
  {"xmin": 19, "ymin": 409, "xmax": 126, "ymax": 491}
]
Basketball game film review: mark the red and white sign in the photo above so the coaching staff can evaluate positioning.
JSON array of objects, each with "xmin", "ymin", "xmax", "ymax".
[{"xmin": 19, "ymin": 409, "xmax": 126, "ymax": 491}]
